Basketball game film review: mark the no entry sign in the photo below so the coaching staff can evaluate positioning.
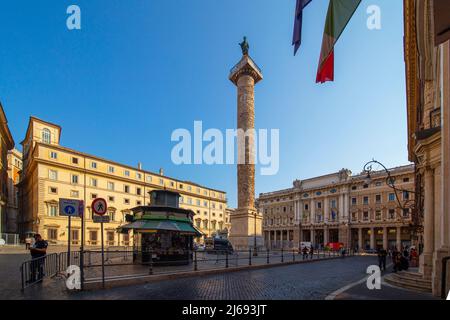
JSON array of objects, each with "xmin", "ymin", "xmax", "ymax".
[{"xmin": 91, "ymin": 198, "xmax": 107, "ymax": 216}]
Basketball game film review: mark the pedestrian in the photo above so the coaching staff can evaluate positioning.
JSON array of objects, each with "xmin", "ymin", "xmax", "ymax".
[
  {"xmin": 302, "ymin": 246, "xmax": 308, "ymax": 260},
  {"xmin": 309, "ymin": 246, "xmax": 314, "ymax": 259},
  {"xmin": 377, "ymin": 248, "xmax": 387, "ymax": 271},
  {"xmin": 392, "ymin": 248, "xmax": 400, "ymax": 272},
  {"xmin": 28, "ymin": 234, "xmax": 48, "ymax": 283}
]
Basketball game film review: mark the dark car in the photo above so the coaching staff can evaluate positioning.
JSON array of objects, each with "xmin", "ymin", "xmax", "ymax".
[{"xmin": 205, "ymin": 238, "xmax": 233, "ymax": 254}]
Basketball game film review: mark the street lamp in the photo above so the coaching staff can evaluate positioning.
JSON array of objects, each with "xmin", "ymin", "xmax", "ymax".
[
  {"xmin": 362, "ymin": 159, "xmax": 422, "ymax": 249},
  {"xmin": 253, "ymin": 210, "xmax": 258, "ymax": 256},
  {"xmin": 362, "ymin": 159, "xmax": 415, "ymax": 211}
]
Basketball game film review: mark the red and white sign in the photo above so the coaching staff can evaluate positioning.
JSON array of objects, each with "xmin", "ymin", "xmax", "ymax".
[{"xmin": 91, "ymin": 198, "xmax": 107, "ymax": 216}]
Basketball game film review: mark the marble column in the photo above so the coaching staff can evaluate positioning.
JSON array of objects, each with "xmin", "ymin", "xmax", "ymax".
[
  {"xmin": 358, "ymin": 228, "xmax": 363, "ymax": 252},
  {"xmin": 344, "ymin": 190, "xmax": 349, "ymax": 221},
  {"xmin": 324, "ymin": 197, "xmax": 329, "ymax": 223},
  {"xmin": 228, "ymin": 48, "xmax": 263, "ymax": 250},
  {"xmin": 383, "ymin": 227, "xmax": 388, "ymax": 250},
  {"xmin": 422, "ymin": 167, "xmax": 435, "ymax": 279},
  {"xmin": 370, "ymin": 227, "xmax": 375, "ymax": 250},
  {"xmin": 311, "ymin": 228, "xmax": 316, "ymax": 247},
  {"xmin": 396, "ymin": 226, "xmax": 402, "ymax": 251},
  {"xmin": 339, "ymin": 193, "xmax": 344, "ymax": 221},
  {"xmin": 324, "ymin": 226, "xmax": 329, "ymax": 246}
]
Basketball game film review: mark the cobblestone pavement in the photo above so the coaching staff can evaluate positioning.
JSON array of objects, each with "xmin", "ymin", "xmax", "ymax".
[
  {"xmin": 0, "ymin": 251, "xmax": 30, "ymax": 300},
  {"xmin": 5, "ymin": 253, "xmax": 436, "ymax": 300},
  {"xmin": 83, "ymin": 250, "xmax": 343, "ymax": 279},
  {"xmin": 333, "ymin": 268, "xmax": 438, "ymax": 300},
  {"xmin": 15, "ymin": 256, "xmax": 381, "ymax": 300}
]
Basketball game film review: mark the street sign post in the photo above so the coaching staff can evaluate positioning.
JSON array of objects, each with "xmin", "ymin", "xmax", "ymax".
[
  {"xmin": 93, "ymin": 215, "xmax": 110, "ymax": 223},
  {"xmin": 59, "ymin": 199, "xmax": 84, "ymax": 268},
  {"xmin": 91, "ymin": 198, "xmax": 108, "ymax": 288}
]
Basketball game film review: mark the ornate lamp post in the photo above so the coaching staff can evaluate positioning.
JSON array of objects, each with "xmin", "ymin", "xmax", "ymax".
[
  {"xmin": 362, "ymin": 159, "xmax": 422, "ymax": 248},
  {"xmin": 362, "ymin": 159, "xmax": 415, "ymax": 211}
]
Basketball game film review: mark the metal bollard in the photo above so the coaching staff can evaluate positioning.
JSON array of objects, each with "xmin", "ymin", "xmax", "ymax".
[
  {"xmin": 267, "ymin": 249, "xmax": 270, "ymax": 264},
  {"xmin": 249, "ymin": 249, "xmax": 252, "ymax": 266},
  {"xmin": 293, "ymin": 249, "xmax": 295, "ymax": 262},
  {"xmin": 281, "ymin": 248, "xmax": 284, "ymax": 263},
  {"xmin": 194, "ymin": 251, "xmax": 198, "ymax": 271}
]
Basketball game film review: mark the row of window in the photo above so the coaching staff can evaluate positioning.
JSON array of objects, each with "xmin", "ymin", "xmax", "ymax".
[
  {"xmin": 351, "ymin": 208, "xmax": 410, "ymax": 221},
  {"xmin": 260, "ymin": 177, "xmax": 412, "ymax": 204},
  {"xmin": 351, "ymin": 192, "xmax": 410, "ymax": 206},
  {"xmin": 194, "ymin": 219, "xmax": 225, "ymax": 231},
  {"xmin": 265, "ymin": 217, "xmax": 295, "ymax": 226},
  {"xmin": 47, "ymin": 152, "xmax": 224, "ymax": 199},
  {"xmin": 46, "ymin": 202, "xmax": 224, "ymax": 221},
  {"xmin": 264, "ymin": 208, "xmax": 410, "ymax": 226},
  {"xmin": 47, "ymin": 169, "xmax": 225, "ymax": 205},
  {"xmin": 181, "ymin": 197, "xmax": 223, "ymax": 210},
  {"xmin": 46, "ymin": 227, "xmax": 129, "ymax": 245}
]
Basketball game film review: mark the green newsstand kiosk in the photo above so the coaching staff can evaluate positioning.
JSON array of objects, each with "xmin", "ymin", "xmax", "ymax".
[{"xmin": 118, "ymin": 190, "xmax": 202, "ymax": 266}]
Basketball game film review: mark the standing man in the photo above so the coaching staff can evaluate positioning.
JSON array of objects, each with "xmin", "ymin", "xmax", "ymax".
[
  {"xmin": 377, "ymin": 247, "xmax": 387, "ymax": 271},
  {"xmin": 29, "ymin": 234, "xmax": 48, "ymax": 283}
]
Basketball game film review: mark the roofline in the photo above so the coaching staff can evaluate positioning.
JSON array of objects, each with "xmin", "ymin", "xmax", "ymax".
[
  {"xmin": 259, "ymin": 163, "xmax": 415, "ymax": 198},
  {"xmin": 0, "ymin": 102, "xmax": 15, "ymax": 149},
  {"xmin": 35, "ymin": 141, "xmax": 227, "ymax": 195},
  {"xmin": 20, "ymin": 116, "xmax": 62, "ymax": 145}
]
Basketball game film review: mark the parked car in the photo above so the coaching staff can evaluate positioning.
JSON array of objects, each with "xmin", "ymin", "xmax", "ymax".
[{"xmin": 205, "ymin": 237, "xmax": 233, "ymax": 254}]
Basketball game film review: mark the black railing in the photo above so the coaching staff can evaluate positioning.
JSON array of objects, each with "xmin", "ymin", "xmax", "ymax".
[
  {"xmin": 20, "ymin": 253, "xmax": 59, "ymax": 291},
  {"xmin": 78, "ymin": 247, "xmax": 355, "ymax": 280},
  {"xmin": 20, "ymin": 247, "xmax": 356, "ymax": 290}
]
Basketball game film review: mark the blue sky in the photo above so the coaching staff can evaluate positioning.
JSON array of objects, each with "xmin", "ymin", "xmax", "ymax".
[{"xmin": 0, "ymin": 0, "xmax": 409, "ymax": 207}]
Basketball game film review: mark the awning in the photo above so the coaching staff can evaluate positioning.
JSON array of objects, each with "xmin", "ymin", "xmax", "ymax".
[{"xmin": 118, "ymin": 220, "xmax": 202, "ymax": 236}]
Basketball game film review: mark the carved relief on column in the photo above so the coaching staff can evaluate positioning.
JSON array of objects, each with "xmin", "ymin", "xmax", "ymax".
[{"xmin": 236, "ymin": 74, "xmax": 255, "ymax": 210}]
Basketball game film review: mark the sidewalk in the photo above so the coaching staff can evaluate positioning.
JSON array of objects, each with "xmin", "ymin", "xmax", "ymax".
[{"xmin": 333, "ymin": 269, "xmax": 439, "ymax": 300}]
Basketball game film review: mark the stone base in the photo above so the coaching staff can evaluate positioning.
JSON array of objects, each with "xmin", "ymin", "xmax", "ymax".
[
  {"xmin": 228, "ymin": 235, "xmax": 264, "ymax": 251},
  {"xmin": 432, "ymin": 247, "xmax": 450, "ymax": 297},
  {"xmin": 228, "ymin": 207, "xmax": 263, "ymax": 251},
  {"xmin": 420, "ymin": 253, "xmax": 434, "ymax": 280}
]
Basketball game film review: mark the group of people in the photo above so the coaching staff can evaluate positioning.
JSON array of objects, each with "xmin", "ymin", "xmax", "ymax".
[
  {"xmin": 377, "ymin": 245, "xmax": 418, "ymax": 273},
  {"xmin": 301, "ymin": 246, "xmax": 314, "ymax": 259}
]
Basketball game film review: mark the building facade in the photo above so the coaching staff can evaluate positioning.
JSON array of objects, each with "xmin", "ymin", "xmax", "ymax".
[
  {"xmin": 0, "ymin": 103, "xmax": 15, "ymax": 234},
  {"xmin": 18, "ymin": 117, "xmax": 228, "ymax": 246},
  {"xmin": 403, "ymin": 0, "xmax": 450, "ymax": 296},
  {"xmin": 6, "ymin": 149, "xmax": 22, "ymax": 233},
  {"xmin": 258, "ymin": 165, "xmax": 416, "ymax": 252}
]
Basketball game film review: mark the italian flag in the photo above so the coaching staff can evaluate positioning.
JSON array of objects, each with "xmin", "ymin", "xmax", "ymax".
[{"xmin": 316, "ymin": 0, "xmax": 361, "ymax": 83}]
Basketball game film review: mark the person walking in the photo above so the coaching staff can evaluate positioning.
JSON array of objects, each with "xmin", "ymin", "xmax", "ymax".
[
  {"xmin": 302, "ymin": 246, "xmax": 308, "ymax": 260},
  {"xmin": 309, "ymin": 246, "xmax": 314, "ymax": 260},
  {"xmin": 28, "ymin": 234, "xmax": 48, "ymax": 283}
]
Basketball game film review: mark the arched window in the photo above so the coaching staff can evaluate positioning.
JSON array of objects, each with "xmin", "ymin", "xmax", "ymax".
[{"xmin": 42, "ymin": 128, "xmax": 51, "ymax": 144}]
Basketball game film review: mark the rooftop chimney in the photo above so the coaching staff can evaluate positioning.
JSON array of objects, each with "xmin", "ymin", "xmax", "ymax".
[
  {"xmin": 159, "ymin": 168, "xmax": 164, "ymax": 176},
  {"xmin": 138, "ymin": 162, "xmax": 142, "ymax": 170}
]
